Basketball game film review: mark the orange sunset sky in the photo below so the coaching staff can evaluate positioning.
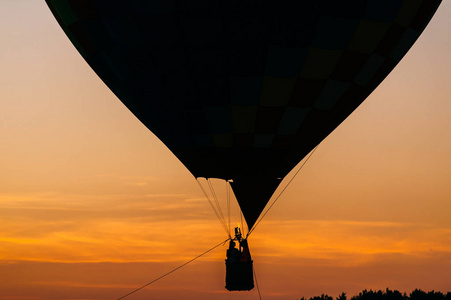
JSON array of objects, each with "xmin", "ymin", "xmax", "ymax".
[{"xmin": 1, "ymin": 1, "xmax": 450, "ymax": 300}]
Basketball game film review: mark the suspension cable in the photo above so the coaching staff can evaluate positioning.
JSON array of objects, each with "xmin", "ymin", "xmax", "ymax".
[
  {"xmin": 207, "ymin": 179, "xmax": 227, "ymax": 230},
  {"xmin": 197, "ymin": 179, "xmax": 230, "ymax": 237},
  {"xmin": 240, "ymin": 209, "xmax": 244, "ymax": 236},
  {"xmin": 247, "ymin": 146, "xmax": 318, "ymax": 236},
  {"xmin": 117, "ymin": 239, "xmax": 230, "ymax": 300},
  {"xmin": 226, "ymin": 180, "xmax": 231, "ymax": 234}
]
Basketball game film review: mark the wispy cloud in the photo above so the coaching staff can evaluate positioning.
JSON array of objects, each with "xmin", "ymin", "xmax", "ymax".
[
  {"xmin": 250, "ymin": 220, "xmax": 451, "ymax": 265},
  {"xmin": 1, "ymin": 194, "xmax": 450, "ymax": 265}
]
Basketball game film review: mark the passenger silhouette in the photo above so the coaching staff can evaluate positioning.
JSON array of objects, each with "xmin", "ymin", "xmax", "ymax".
[
  {"xmin": 226, "ymin": 240, "xmax": 241, "ymax": 263},
  {"xmin": 239, "ymin": 239, "xmax": 251, "ymax": 262}
]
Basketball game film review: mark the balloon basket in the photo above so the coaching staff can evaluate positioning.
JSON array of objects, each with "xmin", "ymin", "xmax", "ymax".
[{"xmin": 225, "ymin": 260, "xmax": 254, "ymax": 291}]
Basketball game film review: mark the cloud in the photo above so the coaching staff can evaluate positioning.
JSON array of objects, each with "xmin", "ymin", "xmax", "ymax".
[
  {"xmin": 1, "ymin": 197, "xmax": 450, "ymax": 266},
  {"xmin": 0, "ymin": 191, "xmax": 213, "ymax": 222},
  {"xmin": 250, "ymin": 220, "xmax": 451, "ymax": 265}
]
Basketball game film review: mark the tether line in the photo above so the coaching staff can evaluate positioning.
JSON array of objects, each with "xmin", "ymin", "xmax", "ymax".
[
  {"xmin": 248, "ymin": 146, "xmax": 318, "ymax": 236},
  {"xmin": 254, "ymin": 264, "xmax": 262, "ymax": 300},
  {"xmin": 117, "ymin": 239, "xmax": 230, "ymax": 300}
]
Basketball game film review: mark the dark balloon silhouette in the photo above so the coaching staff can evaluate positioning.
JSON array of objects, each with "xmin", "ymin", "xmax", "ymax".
[{"xmin": 45, "ymin": 0, "xmax": 441, "ymax": 230}]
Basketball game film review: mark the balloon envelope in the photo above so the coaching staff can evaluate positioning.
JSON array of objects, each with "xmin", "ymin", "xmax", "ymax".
[{"xmin": 46, "ymin": 0, "xmax": 441, "ymax": 229}]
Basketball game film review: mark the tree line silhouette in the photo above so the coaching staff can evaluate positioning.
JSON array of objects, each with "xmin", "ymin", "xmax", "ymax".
[{"xmin": 299, "ymin": 289, "xmax": 451, "ymax": 300}]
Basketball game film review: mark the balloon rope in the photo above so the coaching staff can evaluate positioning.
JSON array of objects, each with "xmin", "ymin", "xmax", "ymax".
[
  {"xmin": 253, "ymin": 264, "xmax": 263, "ymax": 300},
  {"xmin": 247, "ymin": 146, "xmax": 319, "ymax": 237},
  {"xmin": 240, "ymin": 209, "xmax": 244, "ymax": 236},
  {"xmin": 226, "ymin": 180, "xmax": 231, "ymax": 234},
  {"xmin": 207, "ymin": 179, "xmax": 227, "ymax": 231},
  {"xmin": 117, "ymin": 239, "xmax": 230, "ymax": 300},
  {"xmin": 197, "ymin": 179, "xmax": 230, "ymax": 237}
]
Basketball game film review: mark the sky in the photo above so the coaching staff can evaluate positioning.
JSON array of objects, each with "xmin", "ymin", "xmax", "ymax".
[{"xmin": 0, "ymin": 1, "xmax": 450, "ymax": 300}]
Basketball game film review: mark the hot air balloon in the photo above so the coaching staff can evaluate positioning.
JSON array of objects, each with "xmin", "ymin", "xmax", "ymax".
[{"xmin": 45, "ymin": 0, "xmax": 441, "ymax": 291}]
